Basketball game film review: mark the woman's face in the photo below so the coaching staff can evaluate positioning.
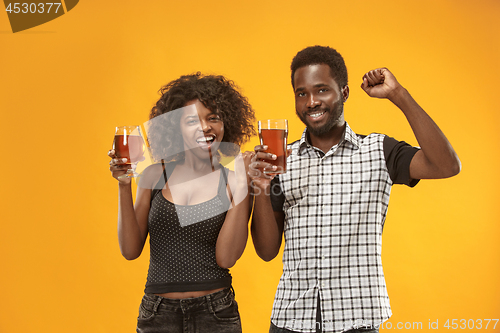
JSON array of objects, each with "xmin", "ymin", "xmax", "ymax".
[{"xmin": 180, "ymin": 99, "xmax": 224, "ymax": 158}]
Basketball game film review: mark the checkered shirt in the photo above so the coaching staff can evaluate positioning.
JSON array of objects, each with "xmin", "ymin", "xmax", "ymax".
[{"xmin": 270, "ymin": 123, "xmax": 419, "ymax": 333}]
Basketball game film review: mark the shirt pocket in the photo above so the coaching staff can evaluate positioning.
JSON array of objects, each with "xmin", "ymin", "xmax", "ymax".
[{"xmin": 283, "ymin": 185, "xmax": 308, "ymax": 210}]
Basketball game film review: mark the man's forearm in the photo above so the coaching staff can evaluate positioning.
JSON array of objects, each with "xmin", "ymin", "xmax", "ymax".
[
  {"xmin": 389, "ymin": 87, "xmax": 461, "ymax": 179},
  {"xmin": 251, "ymin": 190, "xmax": 283, "ymax": 261}
]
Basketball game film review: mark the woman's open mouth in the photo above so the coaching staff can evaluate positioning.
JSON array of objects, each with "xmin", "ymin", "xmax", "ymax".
[{"xmin": 196, "ymin": 134, "xmax": 216, "ymax": 149}]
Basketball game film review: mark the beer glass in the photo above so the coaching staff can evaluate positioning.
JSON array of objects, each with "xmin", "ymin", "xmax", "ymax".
[
  {"xmin": 258, "ymin": 119, "xmax": 288, "ymax": 174},
  {"xmin": 113, "ymin": 125, "xmax": 146, "ymax": 178}
]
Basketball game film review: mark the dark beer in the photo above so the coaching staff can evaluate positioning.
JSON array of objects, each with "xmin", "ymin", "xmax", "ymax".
[
  {"xmin": 113, "ymin": 134, "xmax": 145, "ymax": 163},
  {"xmin": 259, "ymin": 128, "xmax": 287, "ymax": 174}
]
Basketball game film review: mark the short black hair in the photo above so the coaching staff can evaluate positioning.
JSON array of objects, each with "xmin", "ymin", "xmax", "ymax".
[
  {"xmin": 291, "ymin": 45, "xmax": 348, "ymax": 89},
  {"xmin": 148, "ymin": 72, "xmax": 255, "ymax": 162}
]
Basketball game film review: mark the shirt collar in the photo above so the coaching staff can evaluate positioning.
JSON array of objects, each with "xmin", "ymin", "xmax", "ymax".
[{"xmin": 298, "ymin": 122, "xmax": 361, "ymax": 155}]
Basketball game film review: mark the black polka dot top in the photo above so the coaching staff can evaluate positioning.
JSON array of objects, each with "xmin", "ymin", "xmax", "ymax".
[{"xmin": 144, "ymin": 164, "xmax": 232, "ymax": 293}]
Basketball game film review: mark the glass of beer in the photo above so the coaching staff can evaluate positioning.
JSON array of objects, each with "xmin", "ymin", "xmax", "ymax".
[
  {"xmin": 258, "ymin": 119, "xmax": 288, "ymax": 174},
  {"xmin": 113, "ymin": 125, "xmax": 146, "ymax": 178}
]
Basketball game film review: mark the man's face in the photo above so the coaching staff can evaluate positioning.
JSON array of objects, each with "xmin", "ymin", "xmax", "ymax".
[{"xmin": 293, "ymin": 64, "xmax": 347, "ymax": 137}]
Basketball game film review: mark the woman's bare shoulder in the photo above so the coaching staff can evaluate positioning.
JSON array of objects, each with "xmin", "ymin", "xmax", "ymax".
[{"xmin": 138, "ymin": 163, "xmax": 164, "ymax": 189}]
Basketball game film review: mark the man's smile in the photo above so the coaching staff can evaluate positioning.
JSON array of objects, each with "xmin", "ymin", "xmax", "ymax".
[{"xmin": 307, "ymin": 110, "xmax": 326, "ymax": 120}]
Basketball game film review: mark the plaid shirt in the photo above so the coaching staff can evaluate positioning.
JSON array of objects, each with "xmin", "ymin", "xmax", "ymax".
[{"xmin": 270, "ymin": 123, "xmax": 419, "ymax": 333}]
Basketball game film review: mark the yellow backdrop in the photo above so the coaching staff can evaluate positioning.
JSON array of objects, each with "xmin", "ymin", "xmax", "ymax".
[{"xmin": 1, "ymin": 1, "xmax": 499, "ymax": 332}]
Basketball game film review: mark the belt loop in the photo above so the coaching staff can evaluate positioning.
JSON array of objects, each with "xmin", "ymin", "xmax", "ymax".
[
  {"xmin": 152, "ymin": 296, "xmax": 162, "ymax": 314},
  {"xmin": 206, "ymin": 293, "xmax": 215, "ymax": 314}
]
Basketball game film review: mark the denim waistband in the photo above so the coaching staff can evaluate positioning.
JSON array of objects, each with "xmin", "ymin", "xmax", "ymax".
[{"xmin": 142, "ymin": 287, "xmax": 234, "ymax": 314}]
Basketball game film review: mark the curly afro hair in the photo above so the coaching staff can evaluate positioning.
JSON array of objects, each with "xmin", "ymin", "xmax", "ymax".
[
  {"xmin": 291, "ymin": 45, "xmax": 348, "ymax": 90},
  {"xmin": 147, "ymin": 73, "xmax": 255, "ymax": 162}
]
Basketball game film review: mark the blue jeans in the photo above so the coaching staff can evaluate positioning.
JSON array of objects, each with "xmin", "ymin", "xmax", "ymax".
[{"xmin": 137, "ymin": 287, "xmax": 241, "ymax": 333}]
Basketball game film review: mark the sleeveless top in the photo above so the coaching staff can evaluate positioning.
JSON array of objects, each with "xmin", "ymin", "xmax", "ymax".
[{"xmin": 144, "ymin": 163, "xmax": 232, "ymax": 293}]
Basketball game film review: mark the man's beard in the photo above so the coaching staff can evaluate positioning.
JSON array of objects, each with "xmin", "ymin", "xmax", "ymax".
[{"xmin": 296, "ymin": 101, "xmax": 344, "ymax": 137}]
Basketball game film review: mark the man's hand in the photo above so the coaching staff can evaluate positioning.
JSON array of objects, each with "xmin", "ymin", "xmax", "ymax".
[
  {"xmin": 361, "ymin": 68, "xmax": 403, "ymax": 101},
  {"xmin": 361, "ymin": 68, "xmax": 461, "ymax": 180},
  {"xmin": 248, "ymin": 145, "xmax": 276, "ymax": 191}
]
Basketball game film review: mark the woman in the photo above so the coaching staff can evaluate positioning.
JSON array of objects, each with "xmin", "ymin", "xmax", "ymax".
[{"xmin": 108, "ymin": 73, "xmax": 255, "ymax": 332}]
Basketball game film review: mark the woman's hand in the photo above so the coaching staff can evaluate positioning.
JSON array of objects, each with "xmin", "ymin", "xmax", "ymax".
[
  {"xmin": 241, "ymin": 151, "xmax": 255, "ymax": 183},
  {"xmin": 108, "ymin": 149, "xmax": 132, "ymax": 185},
  {"xmin": 224, "ymin": 151, "xmax": 254, "ymax": 207}
]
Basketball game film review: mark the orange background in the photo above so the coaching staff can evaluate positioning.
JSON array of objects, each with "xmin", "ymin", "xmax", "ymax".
[{"xmin": 1, "ymin": 1, "xmax": 499, "ymax": 332}]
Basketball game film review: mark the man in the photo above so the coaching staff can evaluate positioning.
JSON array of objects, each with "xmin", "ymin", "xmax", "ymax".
[{"xmin": 249, "ymin": 46, "xmax": 460, "ymax": 333}]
